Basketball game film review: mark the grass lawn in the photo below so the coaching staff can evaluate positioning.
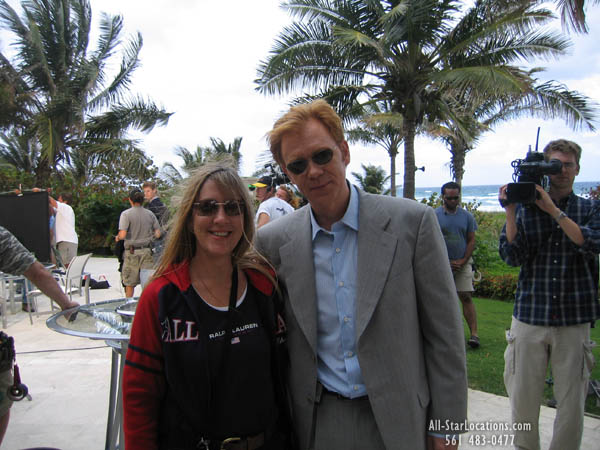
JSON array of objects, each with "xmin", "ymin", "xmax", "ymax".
[{"xmin": 465, "ymin": 297, "xmax": 600, "ymax": 417}]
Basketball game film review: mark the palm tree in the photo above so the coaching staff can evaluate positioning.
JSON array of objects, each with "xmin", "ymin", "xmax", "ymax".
[
  {"xmin": 427, "ymin": 75, "xmax": 596, "ymax": 188},
  {"xmin": 352, "ymin": 163, "xmax": 390, "ymax": 195},
  {"xmin": 346, "ymin": 101, "xmax": 403, "ymax": 196},
  {"xmin": 64, "ymin": 145, "xmax": 157, "ymax": 186},
  {"xmin": 256, "ymin": 0, "xmax": 595, "ymax": 199},
  {"xmin": 159, "ymin": 145, "xmax": 206, "ymax": 185},
  {"xmin": 0, "ymin": 0, "xmax": 172, "ymax": 184},
  {"xmin": 203, "ymin": 137, "xmax": 243, "ymax": 172},
  {"xmin": 554, "ymin": 0, "xmax": 600, "ymax": 33},
  {"xmin": 0, "ymin": 130, "xmax": 40, "ymax": 174}
]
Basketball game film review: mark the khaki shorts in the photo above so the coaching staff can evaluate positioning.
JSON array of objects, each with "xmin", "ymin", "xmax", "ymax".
[
  {"xmin": 57, "ymin": 241, "xmax": 78, "ymax": 266},
  {"xmin": 0, "ymin": 369, "xmax": 13, "ymax": 416},
  {"xmin": 122, "ymin": 248, "xmax": 153, "ymax": 287},
  {"xmin": 453, "ymin": 258, "xmax": 474, "ymax": 292}
]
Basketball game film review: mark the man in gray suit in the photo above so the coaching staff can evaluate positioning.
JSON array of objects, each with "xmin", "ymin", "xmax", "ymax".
[{"xmin": 256, "ymin": 100, "xmax": 467, "ymax": 450}]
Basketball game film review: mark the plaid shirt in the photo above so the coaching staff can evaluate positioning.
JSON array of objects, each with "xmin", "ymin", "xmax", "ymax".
[{"xmin": 499, "ymin": 192, "xmax": 600, "ymax": 326}]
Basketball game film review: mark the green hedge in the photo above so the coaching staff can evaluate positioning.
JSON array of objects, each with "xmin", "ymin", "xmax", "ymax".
[{"xmin": 474, "ymin": 271, "xmax": 518, "ymax": 301}]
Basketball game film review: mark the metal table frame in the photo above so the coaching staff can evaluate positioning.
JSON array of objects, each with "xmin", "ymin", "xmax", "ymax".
[{"xmin": 47, "ymin": 298, "xmax": 135, "ymax": 450}]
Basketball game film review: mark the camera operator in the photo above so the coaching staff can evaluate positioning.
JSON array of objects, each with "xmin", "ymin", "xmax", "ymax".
[
  {"xmin": 498, "ymin": 139, "xmax": 599, "ymax": 450},
  {"xmin": 250, "ymin": 175, "xmax": 293, "ymax": 228}
]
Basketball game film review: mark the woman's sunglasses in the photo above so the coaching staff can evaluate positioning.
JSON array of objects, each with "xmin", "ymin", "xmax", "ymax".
[
  {"xmin": 192, "ymin": 200, "xmax": 245, "ymax": 216},
  {"xmin": 286, "ymin": 149, "xmax": 334, "ymax": 175}
]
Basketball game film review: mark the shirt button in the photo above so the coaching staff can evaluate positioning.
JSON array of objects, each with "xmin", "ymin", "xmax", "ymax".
[
  {"xmin": 553, "ymin": 260, "xmax": 558, "ymax": 264},
  {"xmin": 344, "ymin": 316, "xmax": 350, "ymax": 323},
  {"xmin": 552, "ymin": 278, "xmax": 556, "ymax": 281},
  {"xmin": 353, "ymin": 385, "xmax": 359, "ymax": 391},
  {"xmin": 553, "ymin": 295, "xmax": 557, "ymax": 299},
  {"xmin": 347, "ymin": 351, "xmax": 353, "ymax": 357},
  {"xmin": 338, "ymin": 281, "xmax": 344, "ymax": 287},
  {"xmin": 335, "ymin": 248, "xmax": 341, "ymax": 253}
]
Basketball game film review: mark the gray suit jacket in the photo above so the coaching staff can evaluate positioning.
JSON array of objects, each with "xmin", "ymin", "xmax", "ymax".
[{"xmin": 256, "ymin": 189, "xmax": 467, "ymax": 450}]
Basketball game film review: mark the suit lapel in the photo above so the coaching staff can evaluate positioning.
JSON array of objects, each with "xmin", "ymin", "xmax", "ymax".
[
  {"xmin": 279, "ymin": 207, "xmax": 318, "ymax": 354},
  {"xmin": 355, "ymin": 192, "xmax": 397, "ymax": 340}
]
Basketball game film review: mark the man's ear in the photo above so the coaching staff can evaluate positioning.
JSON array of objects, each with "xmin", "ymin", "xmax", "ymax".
[{"xmin": 339, "ymin": 140, "xmax": 350, "ymax": 166}]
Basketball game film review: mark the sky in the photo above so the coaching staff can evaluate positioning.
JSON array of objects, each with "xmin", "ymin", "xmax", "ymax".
[{"xmin": 2, "ymin": 0, "xmax": 599, "ymax": 188}]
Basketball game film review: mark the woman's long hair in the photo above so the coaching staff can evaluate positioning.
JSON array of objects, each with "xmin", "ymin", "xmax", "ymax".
[{"xmin": 153, "ymin": 159, "xmax": 276, "ymax": 286}]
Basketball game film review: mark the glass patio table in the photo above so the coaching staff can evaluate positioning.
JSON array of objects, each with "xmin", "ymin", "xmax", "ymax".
[{"xmin": 47, "ymin": 297, "xmax": 138, "ymax": 450}]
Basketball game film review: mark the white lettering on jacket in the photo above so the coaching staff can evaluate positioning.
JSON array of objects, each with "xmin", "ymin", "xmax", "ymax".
[{"xmin": 162, "ymin": 317, "xmax": 199, "ymax": 342}]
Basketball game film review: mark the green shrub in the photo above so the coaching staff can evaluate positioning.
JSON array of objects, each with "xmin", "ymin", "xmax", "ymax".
[
  {"xmin": 75, "ymin": 187, "xmax": 129, "ymax": 253},
  {"xmin": 474, "ymin": 271, "xmax": 518, "ymax": 301}
]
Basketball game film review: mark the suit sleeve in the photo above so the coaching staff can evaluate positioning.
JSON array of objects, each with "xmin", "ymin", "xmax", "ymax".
[
  {"xmin": 123, "ymin": 281, "xmax": 166, "ymax": 450},
  {"xmin": 414, "ymin": 207, "xmax": 468, "ymax": 432}
]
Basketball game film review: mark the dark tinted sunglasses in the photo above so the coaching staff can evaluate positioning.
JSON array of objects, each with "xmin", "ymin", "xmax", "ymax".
[
  {"xmin": 192, "ymin": 200, "xmax": 244, "ymax": 216},
  {"xmin": 286, "ymin": 149, "xmax": 334, "ymax": 175},
  {"xmin": 445, "ymin": 196, "xmax": 459, "ymax": 201}
]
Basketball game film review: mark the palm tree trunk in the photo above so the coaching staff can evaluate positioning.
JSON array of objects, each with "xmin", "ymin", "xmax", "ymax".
[
  {"xmin": 35, "ymin": 158, "xmax": 52, "ymax": 187},
  {"xmin": 452, "ymin": 146, "xmax": 466, "ymax": 201},
  {"xmin": 403, "ymin": 118, "xmax": 416, "ymax": 199},
  {"xmin": 390, "ymin": 148, "xmax": 396, "ymax": 197}
]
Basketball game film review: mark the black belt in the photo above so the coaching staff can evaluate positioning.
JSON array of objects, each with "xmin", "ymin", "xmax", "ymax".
[
  {"xmin": 321, "ymin": 385, "xmax": 367, "ymax": 401},
  {"xmin": 197, "ymin": 431, "xmax": 266, "ymax": 450},
  {"xmin": 127, "ymin": 245, "xmax": 150, "ymax": 252}
]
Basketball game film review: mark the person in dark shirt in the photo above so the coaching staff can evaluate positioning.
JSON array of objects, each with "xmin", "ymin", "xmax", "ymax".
[
  {"xmin": 499, "ymin": 139, "xmax": 600, "ymax": 450},
  {"xmin": 143, "ymin": 181, "xmax": 169, "ymax": 226},
  {"xmin": 143, "ymin": 181, "xmax": 169, "ymax": 264},
  {"xmin": 123, "ymin": 163, "xmax": 292, "ymax": 450}
]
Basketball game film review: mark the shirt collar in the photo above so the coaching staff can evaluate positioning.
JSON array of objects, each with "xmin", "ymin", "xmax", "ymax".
[{"xmin": 310, "ymin": 182, "xmax": 359, "ymax": 240}]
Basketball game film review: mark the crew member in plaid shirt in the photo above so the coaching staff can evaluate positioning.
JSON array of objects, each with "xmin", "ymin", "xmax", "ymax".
[{"xmin": 498, "ymin": 139, "xmax": 599, "ymax": 450}]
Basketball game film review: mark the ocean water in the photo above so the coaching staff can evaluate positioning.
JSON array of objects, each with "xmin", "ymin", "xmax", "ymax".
[{"xmin": 405, "ymin": 181, "xmax": 599, "ymax": 212}]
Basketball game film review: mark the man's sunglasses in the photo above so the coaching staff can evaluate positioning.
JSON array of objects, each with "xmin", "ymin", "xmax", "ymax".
[
  {"xmin": 444, "ymin": 196, "xmax": 459, "ymax": 201},
  {"xmin": 192, "ymin": 200, "xmax": 245, "ymax": 216},
  {"xmin": 286, "ymin": 149, "xmax": 334, "ymax": 175}
]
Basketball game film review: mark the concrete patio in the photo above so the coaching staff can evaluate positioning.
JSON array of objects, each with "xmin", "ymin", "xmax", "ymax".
[{"xmin": 2, "ymin": 257, "xmax": 600, "ymax": 449}]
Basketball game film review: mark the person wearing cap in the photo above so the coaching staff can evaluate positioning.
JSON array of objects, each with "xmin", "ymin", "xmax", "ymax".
[
  {"xmin": 116, "ymin": 189, "xmax": 161, "ymax": 297},
  {"xmin": 250, "ymin": 176, "xmax": 294, "ymax": 228}
]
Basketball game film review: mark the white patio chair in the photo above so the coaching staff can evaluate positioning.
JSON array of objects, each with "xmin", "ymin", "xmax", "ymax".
[
  {"xmin": 27, "ymin": 253, "xmax": 92, "ymax": 323},
  {"xmin": 62, "ymin": 253, "xmax": 93, "ymax": 304}
]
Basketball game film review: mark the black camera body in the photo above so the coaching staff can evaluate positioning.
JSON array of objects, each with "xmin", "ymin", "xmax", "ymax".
[
  {"xmin": 505, "ymin": 151, "xmax": 562, "ymax": 205},
  {"xmin": 264, "ymin": 163, "xmax": 290, "ymax": 189}
]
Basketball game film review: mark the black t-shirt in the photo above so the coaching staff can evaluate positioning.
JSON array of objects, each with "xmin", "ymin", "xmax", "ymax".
[
  {"xmin": 160, "ymin": 283, "xmax": 278, "ymax": 440},
  {"xmin": 200, "ymin": 286, "xmax": 277, "ymax": 438}
]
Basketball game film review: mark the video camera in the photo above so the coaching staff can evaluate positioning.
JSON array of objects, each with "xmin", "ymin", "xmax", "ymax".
[
  {"xmin": 502, "ymin": 128, "xmax": 562, "ymax": 206},
  {"xmin": 503, "ymin": 147, "xmax": 562, "ymax": 205},
  {"xmin": 264, "ymin": 163, "xmax": 289, "ymax": 186}
]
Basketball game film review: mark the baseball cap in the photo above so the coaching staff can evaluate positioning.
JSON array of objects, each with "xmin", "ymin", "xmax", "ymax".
[{"xmin": 249, "ymin": 176, "xmax": 272, "ymax": 189}]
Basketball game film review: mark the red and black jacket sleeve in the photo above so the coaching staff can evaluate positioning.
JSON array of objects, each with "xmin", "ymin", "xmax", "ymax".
[{"xmin": 122, "ymin": 278, "xmax": 168, "ymax": 450}]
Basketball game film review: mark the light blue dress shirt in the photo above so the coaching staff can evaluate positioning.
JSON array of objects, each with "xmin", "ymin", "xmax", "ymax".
[{"xmin": 310, "ymin": 183, "xmax": 366, "ymax": 398}]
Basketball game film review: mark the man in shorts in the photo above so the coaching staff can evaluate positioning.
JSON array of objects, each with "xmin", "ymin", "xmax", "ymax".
[
  {"xmin": 435, "ymin": 181, "xmax": 480, "ymax": 348},
  {"xmin": 0, "ymin": 225, "xmax": 79, "ymax": 444},
  {"xmin": 116, "ymin": 189, "xmax": 161, "ymax": 297}
]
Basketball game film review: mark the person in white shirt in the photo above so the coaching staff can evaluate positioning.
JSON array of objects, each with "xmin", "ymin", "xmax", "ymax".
[
  {"xmin": 250, "ymin": 176, "xmax": 294, "ymax": 228},
  {"xmin": 49, "ymin": 192, "xmax": 78, "ymax": 267}
]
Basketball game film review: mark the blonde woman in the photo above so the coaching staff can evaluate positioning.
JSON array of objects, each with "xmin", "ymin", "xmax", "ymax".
[
  {"xmin": 275, "ymin": 185, "xmax": 301, "ymax": 209},
  {"xmin": 123, "ymin": 162, "xmax": 292, "ymax": 450}
]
